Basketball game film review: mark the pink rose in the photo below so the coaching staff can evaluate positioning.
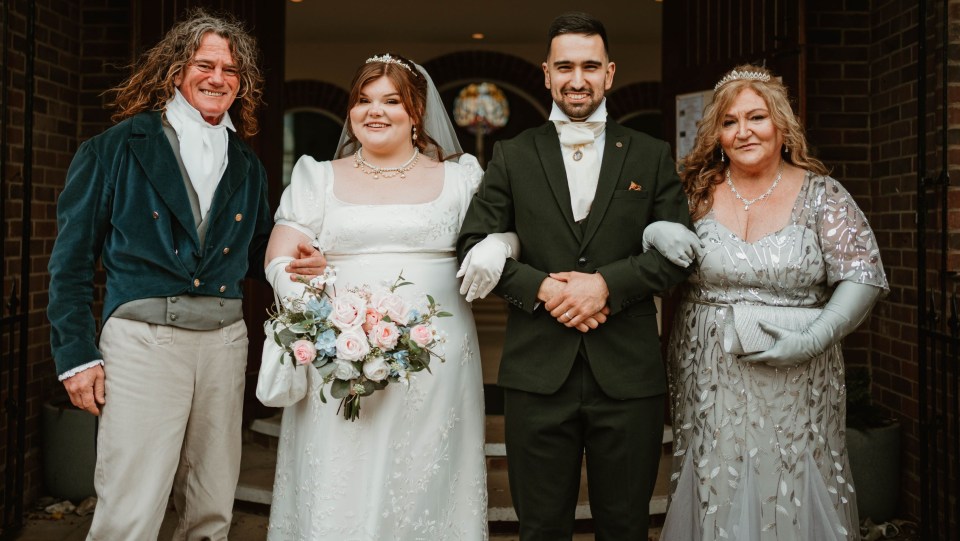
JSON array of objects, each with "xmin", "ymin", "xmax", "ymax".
[
  {"xmin": 335, "ymin": 328, "xmax": 371, "ymax": 361},
  {"xmin": 409, "ymin": 324, "xmax": 434, "ymax": 347},
  {"xmin": 329, "ymin": 292, "xmax": 367, "ymax": 330},
  {"xmin": 362, "ymin": 308, "xmax": 384, "ymax": 333},
  {"xmin": 291, "ymin": 339, "xmax": 316, "ymax": 365},
  {"xmin": 370, "ymin": 290, "xmax": 411, "ymax": 325},
  {"xmin": 367, "ymin": 321, "xmax": 400, "ymax": 350}
]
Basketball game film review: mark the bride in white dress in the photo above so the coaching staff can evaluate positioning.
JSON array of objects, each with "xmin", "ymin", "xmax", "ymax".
[{"xmin": 256, "ymin": 54, "xmax": 515, "ymax": 540}]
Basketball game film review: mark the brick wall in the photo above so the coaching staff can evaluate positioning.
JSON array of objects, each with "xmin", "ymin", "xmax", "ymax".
[
  {"xmin": 805, "ymin": 0, "xmax": 874, "ymax": 368},
  {"xmin": 807, "ymin": 0, "xmax": 960, "ymax": 522},
  {"xmin": 1, "ymin": 0, "xmax": 130, "ymax": 514},
  {"xmin": 868, "ymin": 0, "xmax": 925, "ymax": 519},
  {"xmin": 806, "ymin": 0, "xmax": 938, "ymax": 522}
]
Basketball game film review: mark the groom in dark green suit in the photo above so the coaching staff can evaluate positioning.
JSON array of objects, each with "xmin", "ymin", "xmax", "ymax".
[{"xmin": 458, "ymin": 12, "xmax": 691, "ymax": 540}]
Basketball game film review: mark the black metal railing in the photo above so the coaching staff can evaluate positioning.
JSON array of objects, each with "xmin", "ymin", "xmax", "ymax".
[
  {"xmin": 917, "ymin": 0, "xmax": 959, "ymax": 539},
  {"xmin": 0, "ymin": 1, "xmax": 33, "ymax": 539}
]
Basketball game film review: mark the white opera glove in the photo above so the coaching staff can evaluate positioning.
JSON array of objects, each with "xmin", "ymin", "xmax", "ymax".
[
  {"xmin": 265, "ymin": 255, "xmax": 307, "ymax": 308},
  {"xmin": 642, "ymin": 221, "xmax": 703, "ymax": 268},
  {"xmin": 740, "ymin": 281, "xmax": 883, "ymax": 368},
  {"xmin": 457, "ymin": 232, "xmax": 520, "ymax": 302}
]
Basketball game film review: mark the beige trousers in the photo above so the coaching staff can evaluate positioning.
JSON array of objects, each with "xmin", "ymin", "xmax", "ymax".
[{"xmin": 86, "ymin": 317, "xmax": 248, "ymax": 541}]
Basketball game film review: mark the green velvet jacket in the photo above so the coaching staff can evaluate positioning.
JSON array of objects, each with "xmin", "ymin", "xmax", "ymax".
[
  {"xmin": 457, "ymin": 120, "xmax": 692, "ymax": 399},
  {"xmin": 48, "ymin": 111, "xmax": 272, "ymax": 376}
]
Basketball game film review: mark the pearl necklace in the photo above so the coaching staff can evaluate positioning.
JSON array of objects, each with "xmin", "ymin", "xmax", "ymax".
[
  {"xmin": 354, "ymin": 147, "xmax": 419, "ymax": 179},
  {"xmin": 726, "ymin": 162, "xmax": 783, "ymax": 211}
]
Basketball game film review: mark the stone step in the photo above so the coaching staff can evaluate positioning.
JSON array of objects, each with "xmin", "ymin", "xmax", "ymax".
[{"xmin": 239, "ymin": 414, "xmax": 674, "ymax": 519}]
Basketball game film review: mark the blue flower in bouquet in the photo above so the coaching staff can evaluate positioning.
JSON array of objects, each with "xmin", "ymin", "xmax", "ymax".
[
  {"xmin": 314, "ymin": 328, "xmax": 337, "ymax": 358},
  {"xmin": 306, "ymin": 296, "xmax": 332, "ymax": 320},
  {"xmin": 391, "ymin": 350, "xmax": 410, "ymax": 368}
]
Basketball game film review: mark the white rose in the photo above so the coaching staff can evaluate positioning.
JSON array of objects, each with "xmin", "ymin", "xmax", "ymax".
[
  {"xmin": 329, "ymin": 292, "xmax": 367, "ymax": 330},
  {"xmin": 332, "ymin": 359, "xmax": 361, "ymax": 380},
  {"xmin": 362, "ymin": 356, "xmax": 390, "ymax": 382},
  {"xmin": 335, "ymin": 328, "xmax": 370, "ymax": 361},
  {"xmin": 370, "ymin": 290, "xmax": 411, "ymax": 325}
]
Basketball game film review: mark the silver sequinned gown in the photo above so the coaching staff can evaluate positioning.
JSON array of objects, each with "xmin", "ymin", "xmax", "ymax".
[{"xmin": 660, "ymin": 173, "xmax": 888, "ymax": 541}]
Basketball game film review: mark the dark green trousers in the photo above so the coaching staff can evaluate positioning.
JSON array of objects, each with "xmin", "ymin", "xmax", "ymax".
[{"xmin": 504, "ymin": 354, "xmax": 664, "ymax": 541}]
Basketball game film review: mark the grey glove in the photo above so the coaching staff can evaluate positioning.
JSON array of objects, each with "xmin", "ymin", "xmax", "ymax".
[
  {"xmin": 739, "ymin": 281, "xmax": 883, "ymax": 368},
  {"xmin": 642, "ymin": 221, "xmax": 703, "ymax": 268},
  {"xmin": 457, "ymin": 232, "xmax": 521, "ymax": 302}
]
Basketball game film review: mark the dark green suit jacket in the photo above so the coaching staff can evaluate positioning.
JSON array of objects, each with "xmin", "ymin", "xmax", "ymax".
[
  {"xmin": 48, "ymin": 111, "xmax": 272, "ymax": 376},
  {"xmin": 457, "ymin": 120, "xmax": 691, "ymax": 399}
]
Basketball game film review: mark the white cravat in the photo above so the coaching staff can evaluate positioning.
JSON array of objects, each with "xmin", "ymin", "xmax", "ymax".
[
  {"xmin": 556, "ymin": 121, "xmax": 605, "ymax": 222},
  {"xmin": 164, "ymin": 89, "xmax": 234, "ymax": 219},
  {"xmin": 549, "ymin": 100, "xmax": 608, "ymax": 222}
]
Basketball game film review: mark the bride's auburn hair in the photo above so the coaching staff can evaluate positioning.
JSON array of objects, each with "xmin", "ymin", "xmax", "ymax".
[{"xmin": 339, "ymin": 53, "xmax": 444, "ymax": 161}]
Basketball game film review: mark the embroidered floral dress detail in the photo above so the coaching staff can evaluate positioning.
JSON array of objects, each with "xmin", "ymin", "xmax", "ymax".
[
  {"xmin": 264, "ymin": 155, "xmax": 488, "ymax": 540},
  {"xmin": 661, "ymin": 172, "xmax": 888, "ymax": 541}
]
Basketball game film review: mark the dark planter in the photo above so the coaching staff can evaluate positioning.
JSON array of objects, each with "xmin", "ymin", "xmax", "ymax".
[
  {"xmin": 846, "ymin": 421, "xmax": 900, "ymax": 523},
  {"xmin": 42, "ymin": 400, "xmax": 97, "ymax": 500}
]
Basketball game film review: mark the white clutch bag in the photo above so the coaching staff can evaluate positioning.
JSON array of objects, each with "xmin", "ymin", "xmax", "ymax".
[
  {"xmin": 256, "ymin": 321, "xmax": 310, "ymax": 408},
  {"xmin": 722, "ymin": 305, "xmax": 822, "ymax": 355}
]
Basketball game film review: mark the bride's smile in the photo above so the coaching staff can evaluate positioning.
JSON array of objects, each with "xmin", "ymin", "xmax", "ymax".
[{"xmin": 350, "ymin": 75, "xmax": 414, "ymax": 158}]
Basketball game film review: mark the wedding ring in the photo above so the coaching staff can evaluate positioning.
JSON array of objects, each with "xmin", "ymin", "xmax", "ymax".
[{"xmin": 564, "ymin": 311, "xmax": 572, "ymax": 320}]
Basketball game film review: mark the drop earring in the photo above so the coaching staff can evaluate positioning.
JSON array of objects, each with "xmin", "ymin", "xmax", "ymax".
[
  {"xmin": 412, "ymin": 126, "xmax": 418, "ymax": 142},
  {"xmin": 720, "ymin": 148, "xmax": 726, "ymax": 163}
]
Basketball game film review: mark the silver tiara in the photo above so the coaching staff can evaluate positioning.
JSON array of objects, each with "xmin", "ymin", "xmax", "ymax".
[
  {"xmin": 365, "ymin": 53, "xmax": 417, "ymax": 76},
  {"xmin": 714, "ymin": 69, "xmax": 770, "ymax": 90}
]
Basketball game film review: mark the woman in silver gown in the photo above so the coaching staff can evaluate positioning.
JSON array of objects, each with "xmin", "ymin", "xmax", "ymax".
[{"xmin": 647, "ymin": 65, "xmax": 888, "ymax": 540}]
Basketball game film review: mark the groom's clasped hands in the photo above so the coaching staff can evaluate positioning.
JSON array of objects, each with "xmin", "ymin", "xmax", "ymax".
[{"xmin": 539, "ymin": 271, "xmax": 610, "ymax": 333}]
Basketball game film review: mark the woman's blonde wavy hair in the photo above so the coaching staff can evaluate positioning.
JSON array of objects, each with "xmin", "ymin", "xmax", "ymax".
[
  {"xmin": 680, "ymin": 64, "xmax": 828, "ymax": 221},
  {"xmin": 106, "ymin": 8, "xmax": 264, "ymax": 138}
]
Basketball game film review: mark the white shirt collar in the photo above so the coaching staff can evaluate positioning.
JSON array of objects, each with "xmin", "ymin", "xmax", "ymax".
[
  {"xmin": 548, "ymin": 98, "xmax": 608, "ymax": 124},
  {"xmin": 168, "ymin": 88, "xmax": 236, "ymax": 133}
]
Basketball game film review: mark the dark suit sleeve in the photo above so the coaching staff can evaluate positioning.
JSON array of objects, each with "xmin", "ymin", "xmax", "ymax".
[
  {"xmin": 596, "ymin": 141, "xmax": 692, "ymax": 315},
  {"xmin": 457, "ymin": 142, "xmax": 548, "ymax": 313},
  {"xmin": 48, "ymin": 142, "xmax": 114, "ymax": 376},
  {"xmin": 245, "ymin": 157, "xmax": 272, "ymax": 282}
]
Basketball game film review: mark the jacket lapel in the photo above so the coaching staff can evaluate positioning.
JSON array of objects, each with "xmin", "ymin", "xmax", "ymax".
[
  {"xmin": 128, "ymin": 113, "xmax": 200, "ymax": 245},
  {"xmin": 206, "ymin": 134, "xmax": 250, "ymax": 224},
  {"xmin": 581, "ymin": 120, "xmax": 629, "ymax": 247},
  {"xmin": 535, "ymin": 124, "xmax": 582, "ymax": 242}
]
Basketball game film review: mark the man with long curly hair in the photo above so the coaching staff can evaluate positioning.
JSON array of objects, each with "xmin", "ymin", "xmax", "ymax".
[{"xmin": 47, "ymin": 9, "xmax": 323, "ymax": 539}]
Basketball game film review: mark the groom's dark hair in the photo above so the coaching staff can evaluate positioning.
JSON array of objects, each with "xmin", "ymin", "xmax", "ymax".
[{"xmin": 546, "ymin": 12, "xmax": 609, "ymax": 57}]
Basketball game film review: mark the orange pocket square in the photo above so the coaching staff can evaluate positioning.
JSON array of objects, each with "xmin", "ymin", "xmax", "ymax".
[{"xmin": 628, "ymin": 182, "xmax": 643, "ymax": 192}]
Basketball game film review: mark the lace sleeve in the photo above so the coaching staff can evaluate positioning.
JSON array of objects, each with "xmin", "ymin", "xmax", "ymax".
[
  {"xmin": 275, "ymin": 155, "xmax": 329, "ymax": 239},
  {"xmin": 814, "ymin": 175, "xmax": 888, "ymax": 290}
]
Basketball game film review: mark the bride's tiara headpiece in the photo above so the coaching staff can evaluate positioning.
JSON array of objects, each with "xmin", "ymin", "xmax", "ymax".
[
  {"xmin": 365, "ymin": 53, "xmax": 417, "ymax": 76},
  {"xmin": 714, "ymin": 69, "xmax": 770, "ymax": 91}
]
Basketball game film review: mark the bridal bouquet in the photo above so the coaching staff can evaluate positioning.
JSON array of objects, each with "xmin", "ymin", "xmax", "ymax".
[{"xmin": 266, "ymin": 268, "xmax": 451, "ymax": 421}]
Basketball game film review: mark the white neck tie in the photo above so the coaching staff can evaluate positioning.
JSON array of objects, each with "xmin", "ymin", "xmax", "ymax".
[
  {"xmin": 165, "ymin": 89, "xmax": 231, "ymax": 220},
  {"xmin": 557, "ymin": 121, "xmax": 605, "ymax": 222}
]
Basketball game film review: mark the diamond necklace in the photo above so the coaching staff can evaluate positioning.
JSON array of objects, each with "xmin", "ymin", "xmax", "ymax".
[
  {"xmin": 354, "ymin": 147, "xmax": 420, "ymax": 179},
  {"xmin": 726, "ymin": 161, "xmax": 783, "ymax": 211}
]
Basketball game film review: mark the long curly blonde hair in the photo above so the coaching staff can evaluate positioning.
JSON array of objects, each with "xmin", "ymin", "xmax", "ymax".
[
  {"xmin": 106, "ymin": 8, "xmax": 264, "ymax": 138},
  {"xmin": 681, "ymin": 64, "xmax": 828, "ymax": 221}
]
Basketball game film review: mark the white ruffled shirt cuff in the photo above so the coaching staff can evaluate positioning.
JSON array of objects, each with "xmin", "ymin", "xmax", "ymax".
[{"xmin": 58, "ymin": 359, "xmax": 104, "ymax": 381}]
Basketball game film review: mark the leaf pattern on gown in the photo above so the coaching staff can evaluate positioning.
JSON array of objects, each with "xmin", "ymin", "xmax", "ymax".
[{"xmin": 661, "ymin": 172, "xmax": 887, "ymax": 541}]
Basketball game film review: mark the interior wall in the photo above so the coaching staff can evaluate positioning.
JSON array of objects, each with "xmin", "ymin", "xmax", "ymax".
[{"xmin": 285, "ymin": 42, "xmax": 662, "ymax": 90}]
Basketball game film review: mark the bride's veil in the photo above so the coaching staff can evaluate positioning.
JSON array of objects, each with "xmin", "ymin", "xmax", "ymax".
[{"xmin": 335, "ymin": 62, "xmax": 464, "ymax": 162}]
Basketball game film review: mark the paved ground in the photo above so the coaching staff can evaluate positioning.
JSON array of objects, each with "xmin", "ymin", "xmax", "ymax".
[{"xmin": 13, "ymin": 503, "xmax": 631, "ymax": 540}]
